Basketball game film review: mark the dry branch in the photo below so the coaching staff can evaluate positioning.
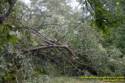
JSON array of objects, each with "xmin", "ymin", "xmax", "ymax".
[{"xmin": 23, "ymin": 45, "xmax": 75, "ymax": 57}]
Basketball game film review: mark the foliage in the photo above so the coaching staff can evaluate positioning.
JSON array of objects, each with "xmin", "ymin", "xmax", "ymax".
[
  {"xmin": 0, "ymin": 0, "xmax": 125, "ymax": 82},
  {"xmin": 81, "ymin": 0, "xmax": 125, "ymax": 34}
]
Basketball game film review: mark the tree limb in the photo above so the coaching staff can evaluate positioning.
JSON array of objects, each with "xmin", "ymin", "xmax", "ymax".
[{"xmin": 23, "ymin": 45, "xmax": 75, "ymax": 57}]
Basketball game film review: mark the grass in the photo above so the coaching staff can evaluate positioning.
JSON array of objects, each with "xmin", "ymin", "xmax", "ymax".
[{"xmin": 25, "ymin": 76, "xmax": 125, "ymax": 83}]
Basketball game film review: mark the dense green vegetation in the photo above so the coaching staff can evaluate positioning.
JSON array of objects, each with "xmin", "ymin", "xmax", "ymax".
[{"xmin": 0, "ymin": 0, "xmax": 125, "ymax": 83}]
